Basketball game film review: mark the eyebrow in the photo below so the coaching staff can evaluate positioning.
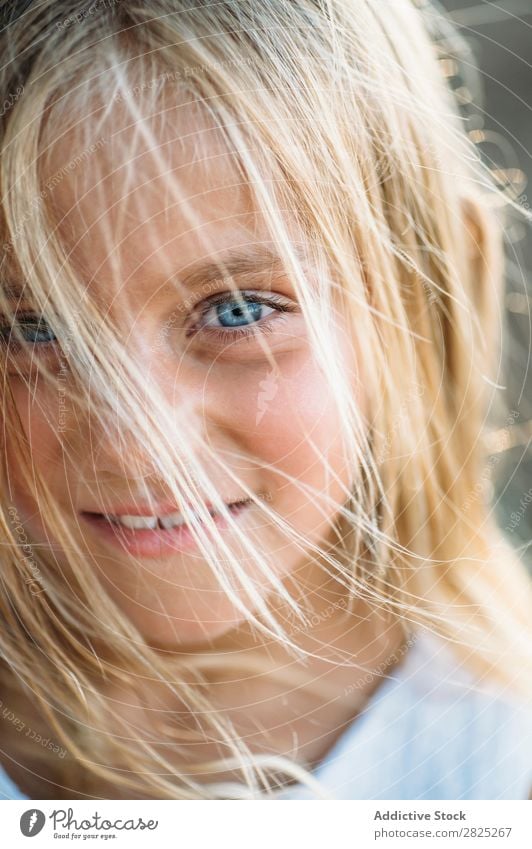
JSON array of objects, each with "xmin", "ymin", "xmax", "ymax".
[
  {"xmin": 175, "ymin": 243, "xmax": 309, "ymax": 293},
  {"xmin": 0, "ymin": 282, "xmax": 28, "ymax": 302},
  {"xmin": 0, "ymin": 243, "xmax": 311, "ymax": 300}
]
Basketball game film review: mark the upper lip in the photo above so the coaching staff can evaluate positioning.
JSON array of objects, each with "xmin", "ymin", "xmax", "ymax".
[{"xmin": 80, "ymin": 498, "xmax": 246, "ymax": 518}]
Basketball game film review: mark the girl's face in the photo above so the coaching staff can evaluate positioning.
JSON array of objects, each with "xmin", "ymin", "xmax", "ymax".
[{"xmin": 4, "ymin": 100, "xmax": 361, "ymax": 648}]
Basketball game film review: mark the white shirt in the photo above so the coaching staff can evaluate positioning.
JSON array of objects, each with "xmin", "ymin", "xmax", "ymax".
[
  {"xmin": 274, "ymin": 629, "xmax": 532, "ymax": 799},
  {"xmin": 1, "ymin": 629, "xmax": 530, "ymax": 800}
]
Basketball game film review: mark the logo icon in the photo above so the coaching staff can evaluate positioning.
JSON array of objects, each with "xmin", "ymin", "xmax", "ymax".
[
  {"xmin": 20, "ymin": 809, "xmax": 46, "ymax": 837},
  {"xmin": 255, "ymin": 367, "xmax": 279, "ymax": 425}
]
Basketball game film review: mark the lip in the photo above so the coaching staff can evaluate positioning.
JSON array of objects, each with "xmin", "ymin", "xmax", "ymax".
[
  {"xmin": 79, "ymin": 499, "xmax": 252, "ymax": 559},
  {"xmin": 82, "ymin": 500, "xmax": 219, "ymax": 518}
]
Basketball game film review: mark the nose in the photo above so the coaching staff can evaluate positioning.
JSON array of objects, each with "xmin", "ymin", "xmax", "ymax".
[
  {"xmin": 85, "ymin": 413, "xmax": 156, "ymax": 481},
  {"xmin": 70, "ymin": 352, "xmax": 205, "ymax": 486}
]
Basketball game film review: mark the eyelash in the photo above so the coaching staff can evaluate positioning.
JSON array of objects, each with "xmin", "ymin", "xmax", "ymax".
[
  {"xmin": 186, "ymin": 290, "xmax": 297, "ymax": 343},
  {"xmin": 0, "ymin": 290, "xmax": 297, "ymax": 357},
  {"xmin": 0, "ymin": 313, "xmax": 58, "ymax": 351}
]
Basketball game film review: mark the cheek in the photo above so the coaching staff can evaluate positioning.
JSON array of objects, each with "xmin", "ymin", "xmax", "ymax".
[
  {"xmin": 205, "ymin": 351, "xmax": 336, "ymax": 447},
  {"xmin": 204, "ymin": 349, "xmax": 355, "ymax": 530},
  {"xmin": 4, "ymin": 382, "xmax": 63, "ymax": 512},
  {"xmin": 258, "ymin": 360, "xmax": 342, "ymax": 465},
  {"xmin": 10, "ymin": 380, "xmax": 61, "ymax": 452}
]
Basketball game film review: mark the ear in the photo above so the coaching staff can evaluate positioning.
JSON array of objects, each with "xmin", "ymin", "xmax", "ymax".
[
  {"xmin": 460, "ymin": 194, "xmax": 504, "ymax": 302},
  {"xmin": 460, "ymin": 195, "xmax": 505, "ymax": 382}
]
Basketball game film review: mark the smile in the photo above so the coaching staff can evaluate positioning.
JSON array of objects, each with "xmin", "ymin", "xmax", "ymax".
[
  {"xmin": 105, "ymin": 509, "xmax": 217, "ymax": 530},
  {"xmin": 79, "ymin": 499, "xmax": 252, "ymax": 558}
]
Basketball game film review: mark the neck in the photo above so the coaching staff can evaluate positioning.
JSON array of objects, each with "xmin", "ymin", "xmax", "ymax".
[{"xmin": 0, "ymin": 563, "xmax": 410, "ymax": 799}]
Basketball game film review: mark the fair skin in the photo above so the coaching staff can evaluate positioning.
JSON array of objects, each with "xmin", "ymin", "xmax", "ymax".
[{"xmin": 0, "ymin": 97, "xmax": 407, "ymax": 798}]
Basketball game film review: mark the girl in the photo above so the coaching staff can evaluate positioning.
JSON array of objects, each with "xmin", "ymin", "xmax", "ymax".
[{"xmin": 0, "ymin": 0, "xmax": 530, "ymax": 801}]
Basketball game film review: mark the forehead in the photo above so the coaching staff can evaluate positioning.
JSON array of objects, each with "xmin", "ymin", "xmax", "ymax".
[{"xmin": 40, "ymin": 94, "xmax": 279, "ymax": 290}]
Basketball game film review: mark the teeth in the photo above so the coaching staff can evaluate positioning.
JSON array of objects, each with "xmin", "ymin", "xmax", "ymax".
[
  {"xmin": 158, "ymin": 511, "xmax": 188, "ymax": 530},
  {"xmin": 159, "ymin": 509, "xmax": 218, "ymax": 529},
  {"xmin": 105, "ymin": 504, "xmax": 243, "ymax": 531},
  {"xmin": 105, "ymin": 509, "xmax": 218, "ymax": 530},
  {"xmin": 108, "ymin": 514, "xmax": 159, "ymax": 530}
]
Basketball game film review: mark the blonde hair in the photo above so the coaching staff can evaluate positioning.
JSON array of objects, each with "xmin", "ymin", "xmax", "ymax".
[{"xmin": 0, "ymin": 0, "xmax": 531, "ymax": 799}]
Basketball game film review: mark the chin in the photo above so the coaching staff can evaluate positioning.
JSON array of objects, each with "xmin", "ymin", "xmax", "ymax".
[{"xmin": 125, "ymin": 602, "xmax": 250, "ymax": 650}]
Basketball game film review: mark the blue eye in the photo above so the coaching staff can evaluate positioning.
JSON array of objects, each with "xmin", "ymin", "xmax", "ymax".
[
  {"xmin": 211, "ymin": 297, "xmax": 266, "ymax": 328},
  {"xmin": 0, "ymin": 314, "xmax": 58, "ymax": 346},
  {"xmin": 192, "ymin": 290, "xmax": 293, "ymax": 338},
  {"xmin": 18, "ymin": 318, "xmax": 57, "ymax": 343},
  {"xmin": 184, "ymin": 288, "xmax": 298, "ymax": 347}
]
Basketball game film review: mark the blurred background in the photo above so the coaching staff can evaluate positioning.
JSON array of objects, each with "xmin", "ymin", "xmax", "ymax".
[{"xmin": 435, "ymin": 1, "xmax": 532, "ymax": 567}]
